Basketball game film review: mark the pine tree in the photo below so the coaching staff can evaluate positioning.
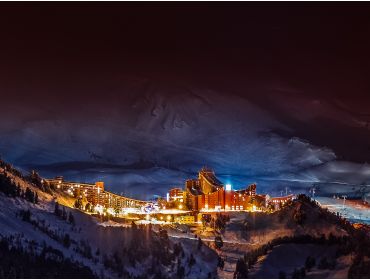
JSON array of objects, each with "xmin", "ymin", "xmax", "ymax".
[
  {"xmin": 215, "ymin": 235, "xmax": 224, "ymax": 250},
  {"xmin": 234, "ymin": 258, "xmax": 248, "ymax": 279},
  {"xmin": 68, "ymin": 212, "xmax": 75, "ymax": 224},
  {"xmin": 62, "ymin": 207, "xmax": 67, "ymax": 220},
  {"xmin": 63, "ymin": 234, "xmax": 71, "ymax": 248},
  {"xmin": 176, "ymin": 262, "xmax": 185, "ymax": 278},
  {"xmin": 54, "ymin": 202, "xmax": 60, "ymax": 216},
  {"xmin": 74, "ymin": 198, "xmax": 82, "ymax": 209},
  {"xmin": 34, "ymin": 192, "xmax": 39, "ymax": 204},
  {"xmin": 85, "ymin": 202, "xmax": 91, "ymax": 212},
  {"xmin": 16, "ymin": 184, "xmax": 21, "ymax": 197},
  {"xmin": 305, "ymin": 256, "xmax": 316, "ymax": 271},
  {"xmin": 197, "ymin": 237, "xmax": 202, "ymax": 250},
  {"xmin": 189, "ymin": 253, "xmax": 196, "ymax": 266},
  {"xmin": 25, "ymin": 187, "xmax": 34, "ymax": 203}
]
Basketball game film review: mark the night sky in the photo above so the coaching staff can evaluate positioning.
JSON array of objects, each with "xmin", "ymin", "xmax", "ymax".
[{"xmin": 1, "ymin": 3, "xmax": 370, "ymax": 199}]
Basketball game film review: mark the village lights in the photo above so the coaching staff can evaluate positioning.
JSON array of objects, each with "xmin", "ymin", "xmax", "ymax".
[
  {"xmin": 107, "ymin": 208, "xmax": 115, "ymax": 216},
  {"xmin": 94, "ymin": 204, "xmax": 104, "ymax": 214}
]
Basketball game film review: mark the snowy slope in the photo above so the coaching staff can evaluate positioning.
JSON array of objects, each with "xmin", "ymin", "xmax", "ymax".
[{"xmin": 0, "ymin": 168, "xmax": 218, "ymax": 278}]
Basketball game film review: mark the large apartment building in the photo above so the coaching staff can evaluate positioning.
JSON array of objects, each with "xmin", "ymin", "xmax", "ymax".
[
  {"xmin": 44, "ymin": 177, "xmax": 147, "ymax": 209},
  {"xmin": 183, "ymin": 167, "xmax": 261, "ymax": 211}
]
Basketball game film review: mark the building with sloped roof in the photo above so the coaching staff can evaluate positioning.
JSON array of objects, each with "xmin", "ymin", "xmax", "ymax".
[{"xmin": 184, "ymin": 168, "xmax": 262, "ymax": 211}]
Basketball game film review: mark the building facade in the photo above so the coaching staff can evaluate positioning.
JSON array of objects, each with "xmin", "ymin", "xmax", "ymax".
[
  {"xmin": 45, "ymin": 177, "xmax": 147, "ymax": 210},
  {"xmin": 184, "ymin": 168, "xmax": 262, "ymax": 211},
  {"xmin": 269, "ymin": 194, "xmax": 295, "ymax": 210}
]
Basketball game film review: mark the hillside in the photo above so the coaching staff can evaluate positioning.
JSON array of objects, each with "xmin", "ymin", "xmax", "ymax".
[
  {"xmin": 182, "ymin": 196, "xmax": 369, "ymax": 279},
  {"xmin": 1, "ymin": 159, "xmax": 369, "ymax": 279},
  {"xmin": 235, "ymin": 198, "xmax": 369, "ymax": 278},
  {"xmin": 0, "ymin": 161, "xmax": 218, "ymax": 278}
]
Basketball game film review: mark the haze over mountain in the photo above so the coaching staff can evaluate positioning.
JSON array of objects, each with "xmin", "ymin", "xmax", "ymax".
[{"xmin": 0, "ymin": 4, "xmax": 370, "ymax": 199}]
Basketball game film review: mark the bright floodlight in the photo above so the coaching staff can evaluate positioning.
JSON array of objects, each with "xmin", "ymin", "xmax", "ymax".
[{"xmin": 226, "ymin": 184, "xmax": 232, "ymax": 191}]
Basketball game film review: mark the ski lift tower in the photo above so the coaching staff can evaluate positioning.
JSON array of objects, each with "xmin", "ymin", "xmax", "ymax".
[
  {"xmin": 342, "ymin": 195, "xmax": 347, "ymax": 209},
  {"xmin": 359, "ymin": 183, "xmax": 369, "ymax": 204},
  {"xmin": 310, "ymin": 187, "xmax": 316, "ymax": 201}
]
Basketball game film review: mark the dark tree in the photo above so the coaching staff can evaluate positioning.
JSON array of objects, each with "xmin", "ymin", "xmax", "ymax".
[
  {"xmin": 0, "ymin": 237, "xmax": 95, "ymax": 278},
  {"xmin": 217, "ymin": 256, "xmax": 224, "ymax": 270},
  {"xmin": 176, "ymin": 262, "xmax": 185, "ymax": 278},
  {"xmin": 63, "ymin": 234, "xmax": 71, "ymax": 248},
  {"xmin": 25, "ymin": 187, "xmax": 34, "ymax": 203},
  {"xmin": 292, "ymin": 267, "xmax": 305, "ymax": 279},
  {"xmin": 54, "ymin": 202, "xmax": 60, "ymax": 216},
  {"xmin": 16, "ymin": 184, "xmax": 21, "ymax": 197},
  {"xmin": 197, "ymin": 237, "xmax": 202, "ymax": 250},
  {"xmin": 85, "ymin": 202, "xmax": 92, "ymax": 212},
  {"xmin": 62, "ymin": 207, "xmax": 67, "ymax": 220},
  {"xmin": 215, "ymin": 236, "xmax": 224, "ymax": 250},
  {"xmin": 318, "ymin": 257, "xmax": 330, "ymax": 269},
  {"xmin": 305, "ymin": 256, "xmax": 316, "ymax": 271},
  {"xmin": 68, "ymin": 212, "xmax": 75, "ymax": 224},
  {"xmin": 74, "ymin": 198, "xmax": 82, "ymax": 209},
  {"xmin": 20, "ymin": 209, "xmax": 31, "ymax": 222},
  {"xmin": 173, "ymin": 243, "xmax": 183, "ymax": 256},
  {"xmin": 234, "ymin": 258, "xmax": 248, "ymax": 279},
  {"xmin": 34, "ymin": 192, "xmax": 39, "ymax": 204},
  {"xmin": 189, "ymin": 253, "xmax": 196, "ymax": 267},
  {"xmin": 293, "ymin": 206, "xmax": 306, "ymax": 225},
  {"xmin": 279, "ymin": 271, "xmax": 286, "ymax": 279}
]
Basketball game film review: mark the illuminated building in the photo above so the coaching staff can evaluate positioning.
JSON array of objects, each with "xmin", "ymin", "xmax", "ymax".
[
  {"xmin": 174, "ymin": 215, "xmax": 195, "ymax": 224},
  {"xmin": 45, "ymin": 168, "xmax": 269, "ymax": 215},
  {"xmin": 184, "ymin": 167, "xmax": 262, "ymax": 211},
  {"xmin": 169, "ymin": 188, "xmax": 184, "ymax": 202},
  {"xmin": 269, "ymin": 194, "xmax": 295, "ymax": 210},
  {"xmin": 44, "ymin": 177, "xmax": 147, "ymax": 210}
]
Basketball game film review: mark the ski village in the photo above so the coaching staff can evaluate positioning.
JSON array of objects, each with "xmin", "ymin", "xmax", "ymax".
[{"xmin": 1, "ymin": 158, "xmax": 369, "ymax": 278}]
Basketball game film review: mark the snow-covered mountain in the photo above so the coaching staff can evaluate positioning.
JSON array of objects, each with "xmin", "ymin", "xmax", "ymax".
[{"xmin": 0, "ymin": 81, "xmax": 369, "ymax": 199}]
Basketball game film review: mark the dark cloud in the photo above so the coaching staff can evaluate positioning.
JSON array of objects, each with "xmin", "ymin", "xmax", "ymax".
[{"xmin": 0, "ymin": 4, "xmax": 369, "ymax": 198}]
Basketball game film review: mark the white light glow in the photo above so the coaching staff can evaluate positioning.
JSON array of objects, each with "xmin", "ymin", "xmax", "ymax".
[
  {"xmin": 107, "ymin": 208, "xmax": 115, "ymax": 215},
  {"xmin": 94, "ymin": 204, "xmax": 104, "ymax": 214}
]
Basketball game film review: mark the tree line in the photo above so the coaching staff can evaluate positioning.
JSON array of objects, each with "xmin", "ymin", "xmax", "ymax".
[
  {"xmin": 0, "ymin": 235, "xmax": 96, "ymax": 278},
  {"xmin": 0, "ymin": 170, "xmax": 39, "ymax": 204}
]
